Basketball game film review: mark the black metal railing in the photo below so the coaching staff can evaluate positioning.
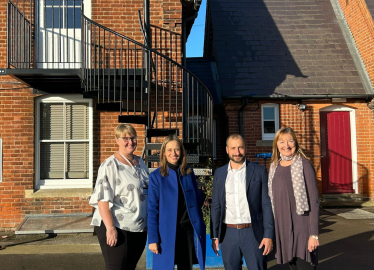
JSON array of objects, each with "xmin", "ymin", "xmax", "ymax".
[
  {"xmin": 82, "ymin": 15, "xmax": 214, "ymax": 156},
  {"xmin": 151, "ymin": 24, "xmax": 181, "ymax": 64},
  {"xmin": 8, "ymin": 0, "xmax": 82, "ymax": 69},
  {"xmin": 8, "ymin": 1, "xmax": 32, "ymax": 68}
]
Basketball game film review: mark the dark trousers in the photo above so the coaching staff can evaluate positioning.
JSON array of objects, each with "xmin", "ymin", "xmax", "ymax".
[
  {"xmin": 221, "ymin": 227, "xmax": 267, "ymax": 270},
  {"xmin": 95, "ymin": 222, "xmax": 147, "ymax": 270},
  {"xmin": 288, "ymin": 257, "xmax": 316, "ymax": 270},
  {"xmin": 174, "ymin": 226, "xmax": 197, "ymax": 270}
]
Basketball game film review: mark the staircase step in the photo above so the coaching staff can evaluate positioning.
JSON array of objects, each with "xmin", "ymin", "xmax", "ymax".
[
  {"xmin": 144, "ymin": 143, "xmax": 162, "ymax": 150},
  {"xmin": 146, "ymin": 153, "xmax": 200, "ymax": 164},
  {"xmin": 84, "ymin": 90, "xmax": 148, "ymax": 100},
  {"xmin": 96, "ymin": 102, "xmax": 148, "ymax": 112},
  {"xmin": 321, "ymin": 193, "xmax": 363, "ymax": 202},
  {"xmin": 146, "ymin": 128, "xmax": 179, "ymax": 138},
  {"xmin": 118, "ymin": 115, "xmax": 148, "ymax": 125}
]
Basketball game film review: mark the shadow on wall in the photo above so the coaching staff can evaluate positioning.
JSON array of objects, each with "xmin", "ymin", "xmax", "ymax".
[{"xmin": 207, "ymin": 0, "xmax": 307, "ymax": 96}]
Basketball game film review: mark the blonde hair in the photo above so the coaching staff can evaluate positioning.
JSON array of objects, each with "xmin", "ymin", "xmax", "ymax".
[
  {"xmin": 271, "ymin": 127, "xmax": 308, "ymax": 164},
  {"xmin": 160, "ymin": 134, "xmax": 191, "ymax": 177},
  {"xmin": 115, "ymin": 124, "xmax": 137, "ymax": 139}
]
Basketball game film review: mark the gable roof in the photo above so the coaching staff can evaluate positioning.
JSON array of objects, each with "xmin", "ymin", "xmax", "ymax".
[
  {"xmin": 205, "ymin": 0, "xmax": 373, "ymax": 98},
  {"xmin": 365, "ymin": 0, "xmax": 374, "ymax": 19},
  {"xmin": 186, "ymin": 57, "xmax": 221, "ymax": 104}
]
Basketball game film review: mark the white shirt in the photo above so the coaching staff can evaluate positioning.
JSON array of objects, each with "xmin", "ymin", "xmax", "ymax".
[
  {"xmin": 224, "ymin": 159, "xmax": 252, "ymax": 224},
  {"xmin": 89, "ymin": 155, "xmax": 149, "ymax": 232}
]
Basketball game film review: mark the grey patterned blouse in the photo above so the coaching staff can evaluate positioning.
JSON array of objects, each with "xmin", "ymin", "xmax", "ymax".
[{"xmin": 89, "ymin": 155, "xmax": 149, "ymax": 232}]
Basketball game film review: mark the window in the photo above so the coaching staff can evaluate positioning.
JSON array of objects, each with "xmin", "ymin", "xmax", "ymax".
[
  {"xmin": 45, "ymin": 0, "xmax": 82, "ymax": 29},
  {"xmin": 35, "ymin": 95, "xmax": 92, "ymax": 189},
  {"xmin": 261, "ymin": 103, "xmax": 279, "ymax": 140}
]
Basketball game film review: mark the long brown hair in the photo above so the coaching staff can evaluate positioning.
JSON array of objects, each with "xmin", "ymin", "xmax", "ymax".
[
  {"xmin": 160, "ymin": 134, "xmax": 191, "ymax": 177},
  {"xmin": 271, "ymin": 127, "xmax": 308, "ymax": 165}
]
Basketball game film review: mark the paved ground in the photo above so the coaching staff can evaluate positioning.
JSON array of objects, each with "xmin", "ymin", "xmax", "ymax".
[{"xmin": 1, "ymin": 208, "xmax": 374, "ymax": 270}]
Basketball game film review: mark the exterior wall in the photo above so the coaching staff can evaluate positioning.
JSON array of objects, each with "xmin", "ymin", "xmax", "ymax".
[
  {"xmin": 338, "ymin": 0, "xmax": 374, "ymax": 84},
  {"xmin": 221, "ymin": 100, "xmax": 374, "ymax": 199},
  {"xmin": 0, "ymin": 0, "xmax": 185, "ymax": 231}
]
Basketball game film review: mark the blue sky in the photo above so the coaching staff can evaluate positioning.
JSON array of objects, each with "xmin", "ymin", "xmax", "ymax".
[{"xmin": 186, "ymin": 0, "xmax": 206, "ymax": 57}]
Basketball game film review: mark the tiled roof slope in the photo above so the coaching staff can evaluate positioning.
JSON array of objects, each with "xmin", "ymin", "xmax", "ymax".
[
  {"xmin": 365, "ymin": 0, "xmax": 374, "ymax": 19},
  {"xmin": 208, "ymin": 0, "xmax": 369, "ymax": 97},
  {"xmin": 186, "ymin": 57, "xmax": 221, "ymax": 104}
]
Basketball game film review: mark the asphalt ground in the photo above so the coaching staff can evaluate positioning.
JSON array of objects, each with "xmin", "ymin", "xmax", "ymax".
[{"xmin": 0, "ymin": 208, "xmax": 373, "ymax": 270}]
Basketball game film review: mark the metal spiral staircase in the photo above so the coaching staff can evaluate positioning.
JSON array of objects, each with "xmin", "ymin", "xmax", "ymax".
[{"xmin": 4, "ymin": 0, "xmax": 214, "ymax": 167}]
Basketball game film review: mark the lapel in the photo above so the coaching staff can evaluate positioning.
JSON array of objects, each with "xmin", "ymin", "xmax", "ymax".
[
  {"xmin": 246, "ymin": 160, "xmax": 254, "ymax": 191},
  {"xmin": 220, "ymin": 164, "xmax": 229, "ymax": 204}
]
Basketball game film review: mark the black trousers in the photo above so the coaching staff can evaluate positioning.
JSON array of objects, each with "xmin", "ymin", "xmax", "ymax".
[
  {"xmin": 174, "ymin": 226, "xmax": 197, "ymax": 270},
  {"xmin": 288, "ymin": 257, "xmax": 316, "ymax": 270},
  {"xmin": 95, "ymin": 222, "xmax": 147, "ymax": 270}
]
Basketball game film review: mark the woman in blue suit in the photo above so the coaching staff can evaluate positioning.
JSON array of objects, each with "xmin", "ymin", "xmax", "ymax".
[{"xmin": 148, "ymin": 134, "xmax": 206, "ymax": 270}]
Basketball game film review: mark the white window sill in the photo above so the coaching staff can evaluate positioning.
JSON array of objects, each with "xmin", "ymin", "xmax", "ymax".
[{"xmin": 25, "ymin": 188, "xmax": 93, "ymax": 198}]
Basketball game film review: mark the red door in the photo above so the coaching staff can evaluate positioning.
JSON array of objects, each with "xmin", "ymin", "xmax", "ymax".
[{"xmin": 320, "ymin": 111, "xmax": 354, "ymax": 193}]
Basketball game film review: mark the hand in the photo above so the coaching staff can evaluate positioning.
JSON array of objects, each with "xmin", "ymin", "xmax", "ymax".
[
  {"xmin": 259, "ymin": 238, "xmax": 273, "ymax": 255},
  {"xmin": 106, "ymin": 226, "xmax": 118, "ymax": 247},
  {"xmin": 211, "ymin": 238, "xmax": 220, "ymax": 256},
  {"xmin": 149, "ymin": 243, "xmax": 160, "ymax": 254},
  {"xmin": 308, "ymin": 236, "xmax": 319, "ymax": 252}
]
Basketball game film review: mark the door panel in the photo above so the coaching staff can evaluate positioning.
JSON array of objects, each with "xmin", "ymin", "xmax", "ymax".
[
  {"xmin": 36, "ymin": 0, "xmax": 82, "ymax": 68},
  {"xmin": 320, "ymin": 111, "xmax": 353, "ymax": 193}
]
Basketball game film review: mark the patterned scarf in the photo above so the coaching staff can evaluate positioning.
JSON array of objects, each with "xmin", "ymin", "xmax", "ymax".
[{"xmin": 268, "ymin": 153, "xmax": 309, "ymax": 215}]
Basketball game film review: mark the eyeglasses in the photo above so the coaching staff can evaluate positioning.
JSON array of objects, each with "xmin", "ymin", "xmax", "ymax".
[{"xmin": 119, "ymin": 136, "xmax": 138, "ymax": 142}]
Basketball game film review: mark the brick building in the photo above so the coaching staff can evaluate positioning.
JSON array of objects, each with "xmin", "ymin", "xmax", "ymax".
[
  {"xmin": 0, "ymin": 0, "xmax": 212, "ymax": 231},
  {"xmin": 188, "ymin": 0, "xmax": 374, "ymax": 200}
]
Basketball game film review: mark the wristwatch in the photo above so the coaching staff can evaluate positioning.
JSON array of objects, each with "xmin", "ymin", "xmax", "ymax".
[{"xmin": 311, "ymin": 235, "xmax": 319, "ymax": 240}]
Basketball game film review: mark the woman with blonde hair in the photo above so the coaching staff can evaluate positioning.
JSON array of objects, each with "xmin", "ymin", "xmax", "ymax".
[
  {"xmin": 89, "ymin": 124, "xmax": 149, "ymax": 270},
  {"xmin": 269, "ymin": 127, "xmax": 319, "ymax": 270},
  {"xmin": 147, "ymin": 134, "xmax": 206, "ymax": 270}
]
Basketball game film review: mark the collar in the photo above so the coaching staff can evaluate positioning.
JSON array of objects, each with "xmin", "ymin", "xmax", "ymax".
[{"xmin": 227, "ymin": 158, "xmax": 247, "ymax": 172}]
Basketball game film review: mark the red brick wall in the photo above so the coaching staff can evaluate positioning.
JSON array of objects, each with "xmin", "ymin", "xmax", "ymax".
[
  {"xmin": 220, "ymin": 100, "xmax": 374, "ymax": 198},
  {"xmin": 338, "ymin": 0, "xmax": 374, "ymax": 85},
  {"xmin": 0, "ymin": 0, "xmax": 186, "ymax": 231}
]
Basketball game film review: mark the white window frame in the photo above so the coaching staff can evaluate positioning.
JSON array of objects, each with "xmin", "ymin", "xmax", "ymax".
[
  {"xmin": 35, "ymin": 95, "xmax": 93, "ymax": 189},
  {"xmin": 261, "ymin": 103, "xmax": 279, "ymax": 140}
]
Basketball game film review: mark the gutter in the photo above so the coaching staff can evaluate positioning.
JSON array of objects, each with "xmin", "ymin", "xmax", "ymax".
[{"xmin": 223, "ymin": 94, "xmax": 374, "ymax": 100}]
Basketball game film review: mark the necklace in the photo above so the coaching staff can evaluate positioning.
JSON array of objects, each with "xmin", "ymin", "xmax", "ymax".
[{"xmin": 118, "ymin": 151, "xmax": 140, "ymax": 179}]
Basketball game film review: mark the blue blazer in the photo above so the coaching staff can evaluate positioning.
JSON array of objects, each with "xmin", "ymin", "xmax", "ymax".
[
  {"xmin": 148, "ymin": 167, "xmax": 206, "ymax": 270},
  {"xmin": 211, "ymin": 160, "xmax": 274, "ymax": 245}
]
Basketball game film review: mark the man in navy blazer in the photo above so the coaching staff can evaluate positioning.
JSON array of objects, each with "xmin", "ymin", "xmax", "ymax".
[{"xmin": 211, "ymin": 134, "xmax": 274, "ymax": 270}]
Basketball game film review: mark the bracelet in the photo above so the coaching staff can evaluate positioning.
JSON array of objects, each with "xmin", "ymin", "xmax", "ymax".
[{"xmin": 311, "ymin": 235, "xmax": 318, "ymax": 240}]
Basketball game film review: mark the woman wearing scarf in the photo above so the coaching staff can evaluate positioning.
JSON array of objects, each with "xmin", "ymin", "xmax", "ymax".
[
  {"xmin": 147, "ymin": 134, "xmax": 206, "ymax": 270},
  {"xmin": 268, "ymin": 127, "xmax": 319, "ymax": 270}
]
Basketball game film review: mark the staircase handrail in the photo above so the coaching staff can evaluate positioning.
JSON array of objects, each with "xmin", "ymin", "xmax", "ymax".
[{"xmin": 82, "ymin": 14, "xmax": 213, "ymax": 101}]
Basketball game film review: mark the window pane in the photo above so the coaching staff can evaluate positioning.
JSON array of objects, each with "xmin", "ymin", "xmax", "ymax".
[
  {"xmin": 264, "ymin": 121, "xmax": 275, "ymax": 133},
  {"xmin": 65, "ymin": 103, "xmax": 88, "ymax": 140},
  {"xmin": 66, "ymin": 143, "xmax": 88, "ymax": 178},
  {"xmin": 40, "ymin": 103, "xmax": 63, "ymax": 140},
  {"xmin": 263, "ymin": 107, "xmax": 275, "ymax": 120},
  {"xmin": 67, "ymin": 7, "xmax": 81, "ymax": 28},
  {"xmin": 40, "ymin": 142, "xmax": 64, "ymax": 179}
]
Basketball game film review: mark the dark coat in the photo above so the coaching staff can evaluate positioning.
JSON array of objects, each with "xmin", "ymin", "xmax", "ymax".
[
  {"xmin": 210, "ymin": 160, "xmax": 274, "ymax": 244},
  {"xmin": 147, "ymin": 167, "xmax": 206, "ymax": 270}
]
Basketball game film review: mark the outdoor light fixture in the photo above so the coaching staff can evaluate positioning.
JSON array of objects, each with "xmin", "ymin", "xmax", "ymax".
[{"xmin": 298, "ymin": 104, "xmax": 307, "ymax": 112}]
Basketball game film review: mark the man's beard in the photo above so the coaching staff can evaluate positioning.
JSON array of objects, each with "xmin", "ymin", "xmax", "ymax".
[{"xmin": 229, "ymin": 154, "xmax": 245, "ymax": 164}]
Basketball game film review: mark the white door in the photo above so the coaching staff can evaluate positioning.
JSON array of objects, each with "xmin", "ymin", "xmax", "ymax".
[{"xmin": 36, "ymin": 0, "xmax": 82, "ymax": 68}]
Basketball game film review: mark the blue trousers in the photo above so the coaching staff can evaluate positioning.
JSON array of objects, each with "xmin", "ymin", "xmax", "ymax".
[{"xmin": 221, "ymin": 227, "xmax": 267, "ymax": 270}]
